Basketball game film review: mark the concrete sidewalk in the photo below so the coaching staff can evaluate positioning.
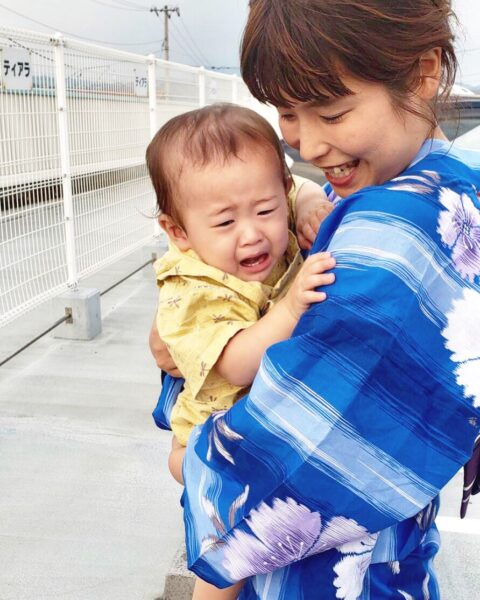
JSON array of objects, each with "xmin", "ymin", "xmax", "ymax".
[{"xmin": 0, "ymin": 259, "xmax": 183, "ymax": 600}]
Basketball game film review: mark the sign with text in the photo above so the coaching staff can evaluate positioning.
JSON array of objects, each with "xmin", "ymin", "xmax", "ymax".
[
  {"xmin": 133, "ymin": 67, "xmax": 148, "ymax": 97},
  {"xmin": 1, "ymin": 47, "xmax": 32, "ymax": 91}
]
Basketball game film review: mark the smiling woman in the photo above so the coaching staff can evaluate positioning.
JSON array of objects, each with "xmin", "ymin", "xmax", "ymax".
[
  {"xmin": 242, "ymin": 0, "xmax": 455, "ymax": 199},
  {"xmin": 172, "ymin": 2, "xmax": 480, "ymax": 599},
  {"xmin": 276, "ymin": 72, "xmax": 438, "ymax": 197}
]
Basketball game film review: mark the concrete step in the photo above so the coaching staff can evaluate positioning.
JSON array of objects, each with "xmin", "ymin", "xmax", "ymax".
[{"xmin": 162, "ymin": 545, "xmax": 194, "ymax": 600}]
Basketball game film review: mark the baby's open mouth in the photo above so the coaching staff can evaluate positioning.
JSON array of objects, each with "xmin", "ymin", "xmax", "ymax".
[{"xmin": 240, "ymin": 253, "xmax": 268, "ymax": 267}]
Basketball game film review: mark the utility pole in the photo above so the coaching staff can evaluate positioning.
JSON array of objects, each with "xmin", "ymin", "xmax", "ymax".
[{"xmin": 150, "ymin": 5, "xmax": 180, "ymax": 62}]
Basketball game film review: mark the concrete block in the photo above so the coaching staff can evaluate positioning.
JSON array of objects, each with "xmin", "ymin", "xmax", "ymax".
[
  {"xmin": 142, "ymin": 236, "xmax": 168, "ymax": 280},
  {"xmin": 52, "ymin": 287, "xmax": 101, "ymax": 340},
  {"xmin": 162, "ymin": 545, "xmax": 194, "ymax": 600}
]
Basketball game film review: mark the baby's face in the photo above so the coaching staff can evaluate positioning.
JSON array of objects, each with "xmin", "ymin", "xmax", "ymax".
[{"xmin": 176, "ymin": 146, "xmax": 289, "ymax": 283}]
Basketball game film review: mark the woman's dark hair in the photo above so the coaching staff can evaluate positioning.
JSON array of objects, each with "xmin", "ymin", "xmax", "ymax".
[
  {"xmin": 146, "ymin": 103, "xmax": 291, "ymax": 223},
  {"xmin": 241, "ymin": 0, "xmax": 458, "ymax": 126}
]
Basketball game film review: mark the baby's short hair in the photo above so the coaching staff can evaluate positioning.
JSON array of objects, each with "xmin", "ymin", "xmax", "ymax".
[{"xmin": 146, "ymin": 103, "xmax": 291, "ymax": 223}]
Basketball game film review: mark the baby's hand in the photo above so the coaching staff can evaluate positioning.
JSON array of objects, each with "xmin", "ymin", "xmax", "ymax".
[
  {"xmin": 283, "ymin": 252, "xmax": 336, "ymax": 321},
  {"xmin": 295, "ymin": 181, "xmax": 334, "ymax": 250}
]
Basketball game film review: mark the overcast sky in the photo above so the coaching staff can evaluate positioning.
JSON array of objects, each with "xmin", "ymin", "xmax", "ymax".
[{"xmin": 1, "ymin": 0, "xmax": 479, "ymax": 85}]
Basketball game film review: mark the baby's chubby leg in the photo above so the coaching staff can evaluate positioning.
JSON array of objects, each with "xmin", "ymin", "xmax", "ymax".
[
  {"xmin": 193, "ymin": 578, "xmax": 244, "ymax": 600},
  {"xmin": 168, "ymin": 436, "xmax": 186, "ymax": 484}
]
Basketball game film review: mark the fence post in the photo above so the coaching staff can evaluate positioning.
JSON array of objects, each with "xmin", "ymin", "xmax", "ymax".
[
  {"xmin": 232, "ymin": 75, "xmax": 239, "ymax": 105},
  {"xmin": 148, "ymin": 54, "xmax": 161, "ymax": 237},
  {"xmin": 198, "ymin": 66, "xmax": 206, "ymax": 107},
  {"xmin": 52, "ymin": 32, "xmax": 78, "ymax": 289},
  {"xmin": 148, "ymin": 54, "xmax": 158, "ymax": 138}
]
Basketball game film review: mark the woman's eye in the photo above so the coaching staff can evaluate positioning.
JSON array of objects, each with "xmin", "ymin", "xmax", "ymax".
[
  {"xmin": 279, "ymin": 113, "xmax": 295, "ymax": 122},
  {"xmin": 320, "ymin": 112, "xmax": 347, "ymax": 124}
]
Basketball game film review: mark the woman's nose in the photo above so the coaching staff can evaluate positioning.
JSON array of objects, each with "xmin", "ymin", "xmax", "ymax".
[{"xmin": 299, "ymin": 127, "xmax": 329, "ymax": 164}]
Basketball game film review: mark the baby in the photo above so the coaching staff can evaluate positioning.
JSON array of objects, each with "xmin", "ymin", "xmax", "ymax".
[{"xmin": 146, "ymin": 103, "xmax": 334, "ymax": 599}]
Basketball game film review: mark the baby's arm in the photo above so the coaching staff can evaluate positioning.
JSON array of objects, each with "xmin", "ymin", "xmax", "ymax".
[
  {"xmin": 294, "ymin": 179, "xmax": 334, "ymax": 250},
  {"xmin": 215, "ymin": 252, "xmax": 335, "ymax": 387}
]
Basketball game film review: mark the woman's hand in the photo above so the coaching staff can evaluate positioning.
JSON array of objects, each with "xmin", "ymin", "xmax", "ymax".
[
  {"xmin": 295, "ymin": 181, "xmax": 334, "ymax": 250},
  {"xmin": 149, "ymin": 317, "xmax": 183, "ymax": 377}
]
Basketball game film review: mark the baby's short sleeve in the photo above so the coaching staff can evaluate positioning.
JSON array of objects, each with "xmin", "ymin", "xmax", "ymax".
[{"xmin": 156, "ymin": 273, "xmax": 263, "ymax": 400}]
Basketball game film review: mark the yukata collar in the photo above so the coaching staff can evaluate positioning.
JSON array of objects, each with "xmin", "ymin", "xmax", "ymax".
[
  {"xmin": 409, "ymin": 138, "xmax": 453, "ymax": 167},
  {"xmin": 325, "ymin": 138, "xmax": 453, "ymax": 206}
]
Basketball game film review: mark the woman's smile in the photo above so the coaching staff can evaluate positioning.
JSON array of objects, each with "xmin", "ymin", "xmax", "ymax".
[{"xmin": 321, "ymin": 160, "xmax": 360, "ymax": 189}]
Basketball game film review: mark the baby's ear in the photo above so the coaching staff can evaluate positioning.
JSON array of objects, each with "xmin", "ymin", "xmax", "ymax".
[{"xmin": 158, "ymin": 214, "xmax": 191, "ymax": 251}]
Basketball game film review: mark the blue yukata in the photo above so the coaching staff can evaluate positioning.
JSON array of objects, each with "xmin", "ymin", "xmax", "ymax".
[{"xmin": 158, "ymin": 139, "xmax": 480, "ymax": 599}]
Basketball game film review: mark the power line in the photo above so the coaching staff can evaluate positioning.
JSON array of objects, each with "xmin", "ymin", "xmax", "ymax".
[
  {"xmin": 0, "ymin": 1, "xmax": 221, "ymax": 64},
  {"xmin": 177, "ymin": 17, "xmax": 211, "ymax": 66},
  {"xmin": 0, "ymin": 2, "xmax": 161, "ymax": 47},
  {"xmin": 110, "ymin": 0, "xmax": 149, "ymax": 9},
  {"xmin": 164, "ymin": 36, "xmax": 200, "ymax": 64},
  {"xmin": 169, "ymin": 18, "xmax": 206, "ymax": 65},
  {"xmin": 0, "ymin": 2, "xmax": 71, "ymax": 32},
  {"xmin": 88, "ymin": 0, "xmax": 146, "ymax": 11}
]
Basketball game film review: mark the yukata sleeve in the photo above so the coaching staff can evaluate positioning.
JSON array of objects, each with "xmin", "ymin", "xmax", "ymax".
[{"xmin": 180, "ymin": 186, "xmax": 480, "ymax": 587}]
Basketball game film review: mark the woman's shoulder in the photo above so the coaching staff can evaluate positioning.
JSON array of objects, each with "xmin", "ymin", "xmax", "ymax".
[
  {"xmin": 317, "ymin": 168, "xmax": 477, "ymax": 258},
  {"xmin": 347, "ymin": 145, "xmax": 479, "ymax": 215}
]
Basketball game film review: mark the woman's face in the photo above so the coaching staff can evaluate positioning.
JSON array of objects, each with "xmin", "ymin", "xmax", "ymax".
[{"xmin": 277, "ymin": 75, "xmax": 431, "ymax": 198}]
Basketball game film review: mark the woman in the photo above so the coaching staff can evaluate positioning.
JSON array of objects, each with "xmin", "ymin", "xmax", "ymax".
[{"xmin": 152, "ymin": 1, "xmax": 480, "ymax": 597}]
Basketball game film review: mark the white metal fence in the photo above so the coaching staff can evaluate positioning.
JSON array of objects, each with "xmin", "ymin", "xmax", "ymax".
[{"xmin": 0, "ymin": 26, "xmax": 263, "ymax": 328}]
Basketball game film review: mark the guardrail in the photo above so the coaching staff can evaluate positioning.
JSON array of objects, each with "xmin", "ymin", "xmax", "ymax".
[{"xmin": 0, "ymin": 26, "xmax": 261, "ymax": 328}]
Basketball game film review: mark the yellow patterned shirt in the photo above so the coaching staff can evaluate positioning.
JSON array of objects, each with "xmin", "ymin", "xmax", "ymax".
[{"xmin": 154, "ymin": 177, "xmax": 307, "ymax": 445}]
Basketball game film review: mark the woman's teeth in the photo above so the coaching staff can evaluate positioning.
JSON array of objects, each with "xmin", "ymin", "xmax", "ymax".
[{"xmin": 324, "ymin": 161, "xmax": 357, "ymax": 178}]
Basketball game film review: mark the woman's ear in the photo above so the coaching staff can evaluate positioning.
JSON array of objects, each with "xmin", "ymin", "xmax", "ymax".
[
  {"xmin": 158, "ymin": 214, "xmax": 191, "ymax": 251},
  {"xmin": 417, "ymin": 48, "xmax": 443, "ymax": 101}
]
